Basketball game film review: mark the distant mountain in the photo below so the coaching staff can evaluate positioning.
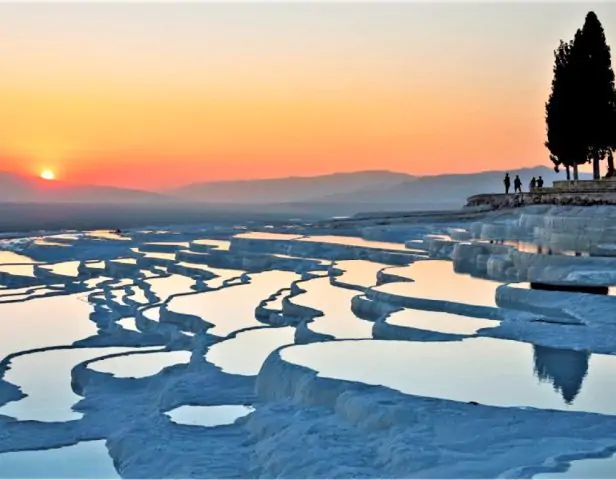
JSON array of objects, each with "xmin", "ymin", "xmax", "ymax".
[
  {"xmin": 0, "ymin": 172, "xmax": 171, "ymax": 204},
  {"xmin": 306, "ymin": 166, "xmax": 592, "ymax": 207},
  {"xmin": 168, "ymin": 170, "xmax": 416, "ymax": 204}
]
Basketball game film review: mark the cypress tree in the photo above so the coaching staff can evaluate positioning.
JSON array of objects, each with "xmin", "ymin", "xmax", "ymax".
[
  {"xmin": 573, "ymin": 11, "xmax": 616, "ymax": 179},
  {"xmin": 545, "ymin": 39, "xmax": 585, "ymax": 180}
]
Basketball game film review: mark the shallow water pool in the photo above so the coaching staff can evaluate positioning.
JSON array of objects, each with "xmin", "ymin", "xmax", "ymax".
[
  {"xmin": 165, "ymin": 404, "xmax": 254, "ymax": 427},
  {"xmin": 374, "ymin": 260, "xmax": 499, "ymax": 308},
  {"xmin": 206, "ymin": 326, "xmax": 295, "ymax": 375},
  {"xmin": 281, "ymin": 337, "xmax": 616, "ymax": 415},
  {"xmin": 0, "ymin": 440, "xmax": 119, "ymax": 478}
]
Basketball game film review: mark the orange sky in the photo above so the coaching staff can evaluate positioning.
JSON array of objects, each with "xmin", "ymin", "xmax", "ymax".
[{"xmin": 0, "ymin": 2, "xmax": 613, "ymax": 189}]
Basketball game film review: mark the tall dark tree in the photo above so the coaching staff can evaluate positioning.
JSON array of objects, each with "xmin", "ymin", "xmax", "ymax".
[
  {"xmin": 545, "ymin": 12, "xmax": 616, "ymax": 180},
  {"xmin": 573, "ymin": 12, "xmax": 616, "ymax": 179},
  {"xmin": 545, "ymin": 39, "xmax": 585, "ymax": 180}
]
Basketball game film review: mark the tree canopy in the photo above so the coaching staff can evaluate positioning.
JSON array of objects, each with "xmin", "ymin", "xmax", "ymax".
[{"xmin": 545, "ymin": 11, "xmax": 616, "ymax": 180}]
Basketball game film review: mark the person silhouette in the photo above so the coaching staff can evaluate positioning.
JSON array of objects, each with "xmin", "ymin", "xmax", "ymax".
[
  {"xmin": 530, "ymin": 177, "xmax": 537, "ymax": 190},
  {"xmin": 537, "ymin": 176, "xmax": 544, "ymax": 188},
  {"xmin": 504, "ymin": 173, "xmax": 511, "ymax": 194},
  {"xmin": 514, "ymin": 175, "xmax": 522, "ymax": 193}
]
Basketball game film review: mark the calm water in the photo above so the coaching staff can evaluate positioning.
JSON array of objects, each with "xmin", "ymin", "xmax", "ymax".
[
  {"xmin": 0, "ymin": 347, "xmax": 135, "ymax": 422},
  {"xmin": 168, "ymin": 271, "xmax": 298, "ymax": 337},
  {"xmin": 0, "ymin": 294, "xmax": 99, "ymax": 358},
  {"xmin": 534, "ymin": 453, "xmax": 616, "ymax": 478},
  {"xmin": 88, "ymin": 350, "xmax": 191, "ymax": 378},
  {"xmin": 206, "ymin": 326, "xmax": 295, "ymax": 375},
  {"xmin": 386, "ymin": 309, "xmax": 499, "ymax": 335},
  {"xmin": 192, "ymin": 239, "xmax": 231, "ymax": 251},
  {"xmin": 281, "ymin": 338, "xmax": 616, "ymax": 415},
  {"xmin": 45, "ymin": 261, "xmax": 81, "ymax": 277},
  {"xmin": 334, "ymin": 260, "xmax": 389, "ymax": 289},
  {"xmin": 165, "ymin": 405, "xmax": 254, "ymax": 427},
  {"xmin": 374, "ymin": 260, "xmax": 498, "ymax": 308},
  {"xmin": 293, "ymin": 277, "xmax": 373, "ymax": 339},
  {"xmin": 0, "ymin": 440, "xmax": 119, "ymax": 479},
  {"xmin": 144, "ymin": 275, "xmax": 196, "ymax": 303},
  {"xmin": 117, "ymin": 317, "xmax": 139, "ymax": 332},
  {"xmin": 0, "ymin": 264, "xmax": 36, "ymax": 277},
  {"xmin": 299, "ymin": 235, "xmax": 420, "ymax": 252}
]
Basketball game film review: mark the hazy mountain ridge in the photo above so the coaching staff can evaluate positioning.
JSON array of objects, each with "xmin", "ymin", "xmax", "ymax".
[
  {"xmin": 0, "ymin": 167, "xmax": 587, "ymax": 208},
  {"xmin": 0, "ymin": 172, "xmax": 172, "ymax": 204},
  {"xmin": 168, "ymin": 170, "xmax": 416, "ymax": 204},
  {"xmin": 304, "ymin": 166, "xmax": 592, "ymax": 206}
]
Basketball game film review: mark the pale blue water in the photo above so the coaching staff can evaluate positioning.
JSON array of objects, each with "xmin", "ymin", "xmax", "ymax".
[
  {"xmin": 281, "ymin": 338, "xmax": 616, "ymax": 415},
  {"xmin": 0, "ymin": 440, "xmax": 119, "ymax": 478}
]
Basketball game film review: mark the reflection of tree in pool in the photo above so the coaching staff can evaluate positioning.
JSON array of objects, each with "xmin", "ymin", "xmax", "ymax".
[{"xmin": 533, "ymin": 345, "xmax": 590, "ymax": 404}]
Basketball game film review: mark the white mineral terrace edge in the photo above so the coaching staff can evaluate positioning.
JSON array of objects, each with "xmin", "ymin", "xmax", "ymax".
[{"xmin": 0, "ymin": 208, "xmax": 615, "ymax": 478}]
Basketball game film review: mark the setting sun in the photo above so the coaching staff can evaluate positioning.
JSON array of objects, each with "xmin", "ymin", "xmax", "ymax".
[{"xmin": 40, "ymin": 169, "xmax": 55, "ymax": 181}]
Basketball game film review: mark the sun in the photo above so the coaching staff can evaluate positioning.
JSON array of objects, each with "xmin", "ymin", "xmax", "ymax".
[{"xmin": 40, "ymin": 169, "xmax": 55, "ymax": 181}]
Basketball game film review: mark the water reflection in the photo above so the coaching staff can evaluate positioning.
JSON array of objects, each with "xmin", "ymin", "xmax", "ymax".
[
  {"xmin": 165, "ymin": 405, "xmax": 254, "ymax": 427},
  {"xmin": 281, "ymin": 338, "xmax": 616, "ymax": 415},
  {"xmin": 0, "ymin": 440, "xmax": 119, "ymax": 478},
  {"xmin": 533, "ymin": 345, "xmax": 590, "ymax": 405}
]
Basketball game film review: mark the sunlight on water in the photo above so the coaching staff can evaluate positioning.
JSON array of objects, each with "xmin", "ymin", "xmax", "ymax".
[
  {"xmin": 282, "ymin": 338, "xmax": 616, "ymax": 415},
  {"xmin": 234, "ymin": 232, "xmax": 302, "ymax": 240},
  {"xmin": 206, "ymin": 327, "xmax": 295, "ymax": 375},
  {"xmin": 0, "ymin": 251, "xmax": 37, "ymax": 264},
  {"xmin": 0, "ymin": 264, "xmax": 35, "ymax": 277},
  {"xmin": 45, "ymin": 261, "xmax": 81, "ymax": 277},
  {"xmin": 0, "ymin": 440, "xmax": 119, "ymax": 479},
  {"xmin": 293, "ymin": 277, "xmax": 373, "ymax": 339},
  {"xmin": 0, "ymin": 347, "xmax": 137, "ymax": 422},
  {"xmin": 192, "ymin": 239, "xmax": 231, "ymax": 250},
  {"xmin": 374, "ymin": 260, "xmax": 498, "ymax": 307},
  {"xmin": 89, "ymin": 350, "xmax": 191, "ymax": 378},
  {"xmin": 165, "ymin": 405, "xmax": 254, "ymax": 427},
  {"xmin": 0, "ymin": 294, "xmax": 98, "ymax": 357},
  {"xmin": 169, "ymin": 271, "xmax": 298, "ymax": 337},
  {"xmin": 145, "ymin": 274, "xmax": 196, "ymax": 303},
  {"xmin": 334, "ymin": 259, "xmax": 389, "ymax": 289},
  {"xmin": 299, "ymin": 235, "xmax": 421, "ymax": 252},
  {"xmin": 386, "ymin": 309, "xmax": 499, "ymax": 335}
]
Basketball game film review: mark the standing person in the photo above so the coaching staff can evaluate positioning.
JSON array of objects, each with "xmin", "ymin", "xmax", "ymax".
[
  {"xmin": 514, "ymin": 175, "xmax": 522, "ymax": 193},
  {"xmin": 504, "ymin": 173, "xmax": 511, "ymax": 194},
  {"xmin": 530, "ymin": 177, "xmax": 537, "ymax": 190},
  {"xmin": 537, "ymin": 176, "xmax": 544, "ymax": 188}
]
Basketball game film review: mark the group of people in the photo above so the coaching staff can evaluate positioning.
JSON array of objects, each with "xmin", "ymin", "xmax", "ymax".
[{"xmin": 503, "ymin": 173, "xmax": 544, "ymax": 194}]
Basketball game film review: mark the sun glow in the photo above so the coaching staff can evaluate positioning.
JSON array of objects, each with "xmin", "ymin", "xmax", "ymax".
[{"xmin": 40, "ymin": 169, "xmax": 55, "ymax": 181}]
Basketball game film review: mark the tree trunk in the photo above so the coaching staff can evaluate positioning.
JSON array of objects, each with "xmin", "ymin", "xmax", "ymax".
[
  {"xmin": 593, "ymin": 151, "xmax": 601, "ymax": 180},
  {"xmin": 566, "ymin": 165, "xmax": 571, "ymax": 181},
  {"xmin": 573, "ymin": 163, "xmax": 579, "ymax": 181},
  {"xmin": 608, "ymin": 151, "xmax": 615, "ymax": 177}
]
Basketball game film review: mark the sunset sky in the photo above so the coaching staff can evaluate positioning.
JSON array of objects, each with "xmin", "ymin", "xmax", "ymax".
[{"xmin": 0, "ymin": 1, "xmax": 614, "ymax": 189}]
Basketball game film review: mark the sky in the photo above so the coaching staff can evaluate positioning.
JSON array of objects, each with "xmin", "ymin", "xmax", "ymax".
[{"xmin": 0, "ymin": 1, "xmax": 614, "ymax": 190}]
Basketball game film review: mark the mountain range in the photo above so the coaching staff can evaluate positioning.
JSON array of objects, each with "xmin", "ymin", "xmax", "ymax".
[{"xmin": 0, "ymin": 166, "xmax": 586, "ymax": 212}]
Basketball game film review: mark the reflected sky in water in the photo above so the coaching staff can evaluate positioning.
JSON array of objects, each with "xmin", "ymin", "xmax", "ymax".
[
  {"xmin": 293, "ymin": 277, "xmax": 373, "ymax": 339},
  {"xmin": 206, "ymin": 326, "xmax": 295, "ymax": 376},
  {"xmin": 282, "ymin": 338, "xmax": 616, "ymax": 415},
  {"xmin": 0, "ymin": 440, "xmax": 119, "ymax": 479},
  {"xmin": 387, "ymin": 308, "xmax": 499, "ymax": 335},
  {"xmin": 89, "ymin": 350, "xmax": 190, "ymax": 378},
  {"xmin": 0, "ymin": 294, "xmax": 99, "ymax": 358},
  {"xmin": 166, "ymin": 404, "xmax": 253, "ymax": 427},
  {"xmin": 169, "ymin": 270, "xmax": 298, "ymax": 337},
  {"xmin": 0, "ymin": 347, "xmax": 136, "ymax": 422},
  {"xmin": 334, "ymin": 259, "xmax": 388, "ymax": 289},
  {"xmin": 374, "ymin": 260, "xmax": 498, "ymax": 307},
  {"xmin": 534, "ymin": 452, "xmax": 616, "ymax": 479},
  {"xmin": 299, "ymin": 235, "xmax": 419, "ymax": 252}
]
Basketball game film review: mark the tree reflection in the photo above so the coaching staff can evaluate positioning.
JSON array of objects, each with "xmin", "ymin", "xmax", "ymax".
[{"xmin": 533, "ymin": 345, "xmax": 590, "ymax": 404}]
